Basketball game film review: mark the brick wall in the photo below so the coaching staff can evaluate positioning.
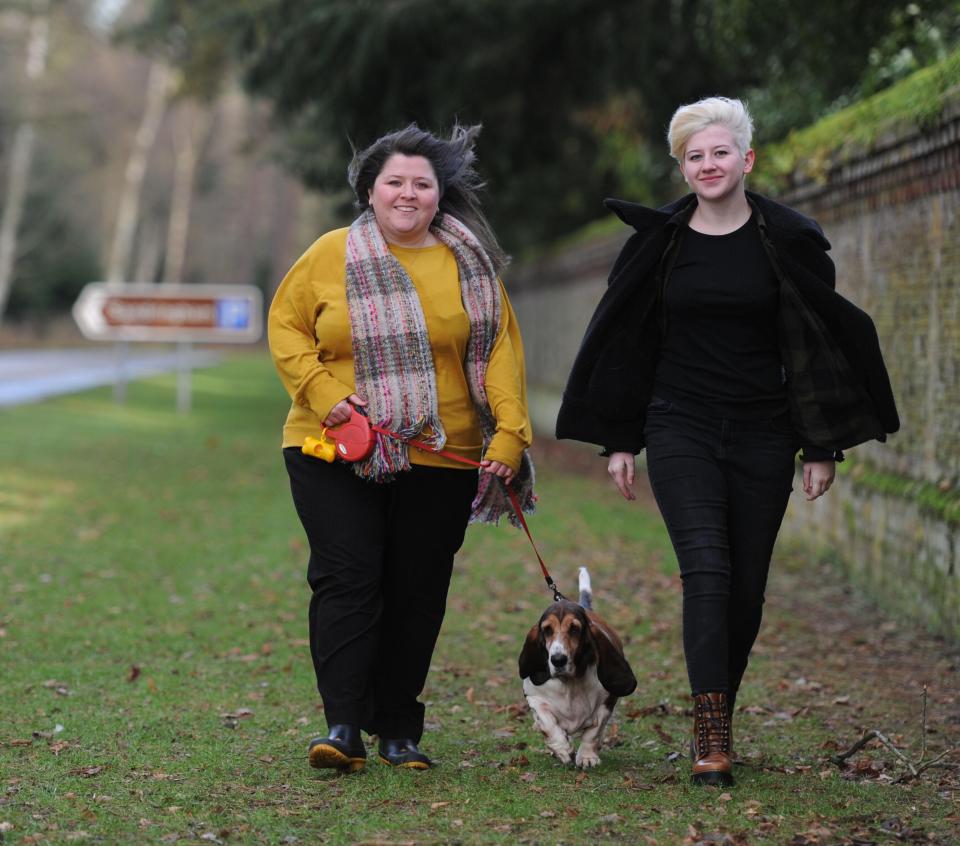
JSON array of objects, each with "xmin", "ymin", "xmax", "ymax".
[{"xmin": 509, "ymin": 101, "xmax": 960, "ymax": 638}]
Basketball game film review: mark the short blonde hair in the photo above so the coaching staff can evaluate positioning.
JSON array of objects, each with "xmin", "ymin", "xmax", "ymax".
[{"xmin": 667, "ymin": 97, "xmax": 754, "ymax": 161}]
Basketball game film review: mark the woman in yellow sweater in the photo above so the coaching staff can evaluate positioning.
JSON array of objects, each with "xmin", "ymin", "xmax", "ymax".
[{"xmin": 268, "ymin": 124, "xmax": 534, "ymax": 772}]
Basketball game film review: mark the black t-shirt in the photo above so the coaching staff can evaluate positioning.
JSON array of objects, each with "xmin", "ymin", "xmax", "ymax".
[{"xmin": 653, "ymin": 215, "xmax": 788, "ymax": 420}]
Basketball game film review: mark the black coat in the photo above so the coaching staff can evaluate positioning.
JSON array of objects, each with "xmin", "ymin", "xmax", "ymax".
[{"xmin": 555, "ymin": 191, "xmax": 900, "ymax": 455}]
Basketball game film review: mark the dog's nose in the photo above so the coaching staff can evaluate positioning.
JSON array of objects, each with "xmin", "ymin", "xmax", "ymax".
[{"xmin": 550, "ymin": 653, "xmax": 568, "ymax": 668}]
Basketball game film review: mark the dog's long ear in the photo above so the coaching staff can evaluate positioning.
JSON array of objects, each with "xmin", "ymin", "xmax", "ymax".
[
  {"xmin": 591, "ymin": 623, "xmax": 637, "ymax": 697},
  {"xmin": 518, "ymin": 623, "xmax": 550, "ymax": 686}
]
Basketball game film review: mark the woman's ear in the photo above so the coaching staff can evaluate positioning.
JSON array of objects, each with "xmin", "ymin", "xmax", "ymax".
[
  {"xmin": 518, "ymin": 624, "xmax": 550, "ymax": 686},
  {"xmin": 591, "ymin": 622, "xmax": 637, "ymax": 697}
]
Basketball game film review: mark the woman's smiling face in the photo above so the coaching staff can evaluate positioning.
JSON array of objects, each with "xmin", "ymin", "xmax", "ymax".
[
  {"xmin": 679, "ymin": 124, "xmax": 755, "ymax": 203},
  {"xmin": 368, "ymin": 154, "xmax": 440, "ymax": 246}
]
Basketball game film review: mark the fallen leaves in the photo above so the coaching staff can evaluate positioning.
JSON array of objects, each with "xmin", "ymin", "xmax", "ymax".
[
  {"xmin": 652, "ymin": 723, "xmax": 675, "ymax": 745},
  {"xmin": 30, "ymin": 725, "xmax": 64, "ymax": 741},
  {"xmin": 69, "ymin": 766, "xmax": 105, "ymax": 778},
  {"xmin": 625, "ymin": 701, "xmax": 682, "ymax": 719},
  {"xmin": 789, "ymin": 821, "xmax": 840, "ymax": 845},
  {"xmin": 842, "ymin": 756, "xmax": 887, "ymax": 780},
  {"xmin": 220, "ymin": 708, "xmax": 254, "ymax": 728},
  {"xmin": 762, "ymin": 709, "xmax": 804, "ymax": 725},
  {"xmin": 130, "ymin": 770, "xmax": 181, "ymax": 781},
  {"xmin": 621, "ymin": 773, "xmax": 655, "ymax": 791},
  {"xmin": 682, "ymin": 824, "xmax": 752, "ymax": 846},
  {"xmin": 42, "ymin": 679, "xmax": 71, "ymax": 696},
  {"xmin": 492, "ymin": 701, "xmax": 527, "ymax": 720}
]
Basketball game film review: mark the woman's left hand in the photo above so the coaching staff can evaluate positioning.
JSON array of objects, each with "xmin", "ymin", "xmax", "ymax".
[
  {"xmin": 481, "ymin": 460, "xmax": 515, "ymax": 484},
  {"xmin": 802, "ymin": 460, "xmax": 836, "ymax": 501}
]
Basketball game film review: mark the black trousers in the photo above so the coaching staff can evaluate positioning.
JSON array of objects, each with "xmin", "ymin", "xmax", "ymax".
[
  {"xmin": 643, "ymin": 398, "xmax": 796, "ymax": 703},
  {"xmin": 283, "ymin": 448, "xmax": 478, "ymax": 742}
]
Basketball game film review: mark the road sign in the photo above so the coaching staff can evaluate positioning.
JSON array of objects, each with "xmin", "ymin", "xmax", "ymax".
[{"xmin": 72, "ymin": 283, "xmax": 263, "ymax": 343}]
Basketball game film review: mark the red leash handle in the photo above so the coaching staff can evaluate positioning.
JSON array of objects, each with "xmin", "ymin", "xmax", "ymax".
[{"xmin": 369, "ymin": 422, "xmax": 564, "ymax": 601}]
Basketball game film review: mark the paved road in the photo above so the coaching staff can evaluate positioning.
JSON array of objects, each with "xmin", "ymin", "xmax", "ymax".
[{"xmin": 0, "ymin": 347, "xmax": 220, "ymax": 407}]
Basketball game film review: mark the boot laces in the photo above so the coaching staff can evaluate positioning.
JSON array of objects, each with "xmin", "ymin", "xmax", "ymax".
[{"xmin": 695, "ymin": 695, "xmax": 730, "ymax": 756}]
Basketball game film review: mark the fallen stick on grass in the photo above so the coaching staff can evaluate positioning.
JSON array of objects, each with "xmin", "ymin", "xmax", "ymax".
[{"xmin": 829, "ymin": 686, "xmax": 959, "ymax": 783}]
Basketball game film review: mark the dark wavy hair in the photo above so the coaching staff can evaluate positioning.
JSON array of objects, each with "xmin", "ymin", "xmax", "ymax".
[{"xmin": 347, "ymin": 123, "xmax": 508, "ymax": 273}]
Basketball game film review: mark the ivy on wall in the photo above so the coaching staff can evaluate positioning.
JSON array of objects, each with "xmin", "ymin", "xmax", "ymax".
[{"xmin": 753, "ymin": 48, "xmax": 960, "ymax": 193}]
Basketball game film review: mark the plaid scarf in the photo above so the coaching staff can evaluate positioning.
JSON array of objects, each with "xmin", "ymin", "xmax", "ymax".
[{"xmin": 344, "ymin": 207, "xmax": 535, "ymax": 526}]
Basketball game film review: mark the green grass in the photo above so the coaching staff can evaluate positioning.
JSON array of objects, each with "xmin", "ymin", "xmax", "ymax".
[{"xmin": 1, "ymin": 352, "xmax": 957, "ymax": 845}]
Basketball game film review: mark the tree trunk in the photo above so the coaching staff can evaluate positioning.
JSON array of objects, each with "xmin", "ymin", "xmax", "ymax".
[
  {"xmin": 163, "ymin": 102, "xmax": 214, "ymax": 284},
  {"xmin": 0, "ymin": 9, "xmax": 49, "ymax": 324},
  {"xmin": 133, "ymin": 216, "xmax": 163, "ymax": 285},
  {"xmin": 105, "ymin": 59, "xmax": 171, "ymax": 284}
]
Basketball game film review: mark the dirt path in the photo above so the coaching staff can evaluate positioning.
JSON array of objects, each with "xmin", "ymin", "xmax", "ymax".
[{"xmin": 533, "ymin": 438, "xmax": 960, "ymax": 794}]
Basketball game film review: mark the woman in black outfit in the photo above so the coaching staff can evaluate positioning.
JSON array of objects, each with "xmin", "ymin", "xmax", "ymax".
[{"xmin": 556, "ymin": 97, "xmax": 898, "ymax": 786}]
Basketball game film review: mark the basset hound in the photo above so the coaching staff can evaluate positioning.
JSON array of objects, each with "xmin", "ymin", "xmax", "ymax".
[{"xmin": 518, "ymin": 567, "xmax": 637, "ymax": 768}]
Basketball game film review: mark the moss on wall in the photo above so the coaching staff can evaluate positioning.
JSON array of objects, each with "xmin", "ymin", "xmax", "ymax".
[
  {"xmin": 753, "ymin": 49, "xmax": 960, "ymax": 193},
  {"xmin": 841, "ymin": 457, "xmax": 960, "ymax": 527}
]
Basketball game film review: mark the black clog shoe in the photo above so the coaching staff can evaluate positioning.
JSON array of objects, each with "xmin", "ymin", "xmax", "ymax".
[
  {"xmin": 377, "ymin": 738, "xmax": 432, "ymax": 769},
  {"xmin": 308, "ymin": 724, "xmax": 366, "ymax": 773}
]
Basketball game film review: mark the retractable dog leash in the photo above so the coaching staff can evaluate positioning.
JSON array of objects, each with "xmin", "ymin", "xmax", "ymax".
[{"xmin": 303, "ymin": 407, "xmax": 565, "ymax": 601}]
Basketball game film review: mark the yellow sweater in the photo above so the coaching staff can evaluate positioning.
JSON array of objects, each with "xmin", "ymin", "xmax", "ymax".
[{"xmin": 268, "ymin": 227, "xmax": 532, "ymax": 471}]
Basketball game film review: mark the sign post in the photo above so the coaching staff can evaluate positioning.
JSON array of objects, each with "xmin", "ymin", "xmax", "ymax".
[
  {"xmin": 176, "ymin": 341, "xmax": 193, "ymax": 413},
  {"xmin": 72, "ymin": 283, "xmax": 263, "ymax": 410}
]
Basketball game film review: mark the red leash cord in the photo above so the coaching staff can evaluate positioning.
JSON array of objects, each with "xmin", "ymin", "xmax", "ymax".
[{"xmin": 368, "ymin": 421, "xmax": 565, "ymax": 602}]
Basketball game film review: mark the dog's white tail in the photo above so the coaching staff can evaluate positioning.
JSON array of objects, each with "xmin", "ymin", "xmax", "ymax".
[{"xmin": 578, "ymin": 566, "xmax": 593, "ymax": 610}]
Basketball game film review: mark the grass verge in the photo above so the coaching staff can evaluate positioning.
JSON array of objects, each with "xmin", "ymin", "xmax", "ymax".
[{"xmin": 1, "ymin": 352, "xmax": 957, "ymax": 845}]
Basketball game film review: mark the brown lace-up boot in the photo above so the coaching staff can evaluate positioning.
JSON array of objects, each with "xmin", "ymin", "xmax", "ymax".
[{"xmin": 691, "ymin": 692, "xmax": 733, "ymax": 786}]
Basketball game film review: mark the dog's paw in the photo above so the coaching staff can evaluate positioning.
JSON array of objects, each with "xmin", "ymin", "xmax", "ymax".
[
  {"xmin": 575, "ymin": 747, "xmax": 601, "ymax": 768},
  {"xmin": 551, "ymin": 747, "xmax": 574, "ymax": 766}
]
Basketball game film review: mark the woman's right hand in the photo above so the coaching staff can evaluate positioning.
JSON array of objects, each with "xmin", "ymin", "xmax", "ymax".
[
  {"xmin": 323, "ymin": 394, "xmax": 367, "ymax": 427},
  {"xmin": 607, "ymin": 451, "xmax": 636, "ymax": 501}
]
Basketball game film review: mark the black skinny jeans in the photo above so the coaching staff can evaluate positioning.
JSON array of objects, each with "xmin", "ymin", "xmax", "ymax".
[
  {"xmin": 643, "ymin": 398, "xmax": 796, "ymax": 705},
  {"xmin": 283, "ymin": 448, "xmax": 478, "ymax": 742}
]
